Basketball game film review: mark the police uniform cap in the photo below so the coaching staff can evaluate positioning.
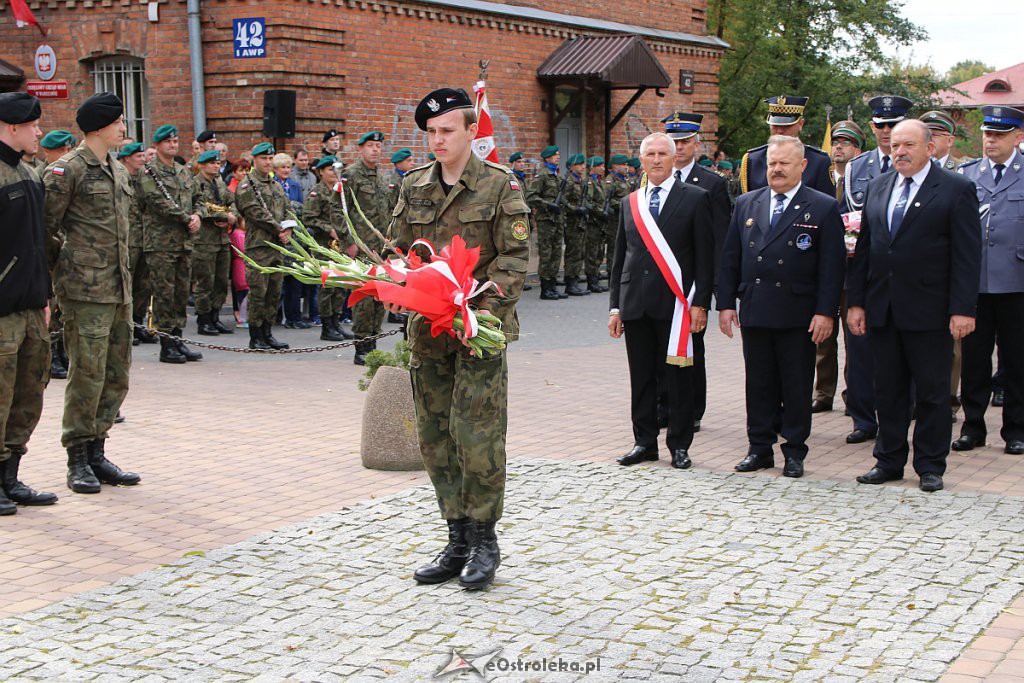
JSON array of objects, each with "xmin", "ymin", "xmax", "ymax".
[
  {"xmin": 153, "ymin": 124, "xmax": 178, "ymax": 143},
  {"xmin": 918, "ymin": 111, "xmax": 955, "ymax": 135},
  {"xmin": 390, "ymin": 148, "xmax": 412, "ymax": 163},
  {"xmin": 414, "ymin": 88, "xmax": 473, "ymax": 132},
  {"xmin": 717, "ymin": 159, "xmax": 734, "ymax": 170},
  {"xmin": 322, "ymin": 128, "xmax": 340, "ymax": 143},
  {"xmin": 508, "ymin": 151, "xmax": 524, "ymax": 163},
  {"xmin": 314, "ymin": 155, "xmax": 337, "ymax": 170},
  {"xmin": 197, "ymin": 150, "xmax": 220, "ymax": 164},
  {"xmin": 764, "ymin": 95, "xmax": 808, "ymax": 125},
  {"xmin": 567, "ymin": 153, "xmax": 585, "ymax": 167},
  {"xmin": 116, "ymin": 142, "xmax": 143, "ymax": 159},
  {"xmin": 196, "ymin": 130, "xmax": 216, "ymax": 143},
  {"xmin": 75, "ymin": 92, "xmax": 123, "ymax": 133},
  {"xmin": 831, "ymin": 120, "xmax": 866, "ymax": 148},
  {"xmin": 540, "ymin": 145, "xmax": 559, "ymax": 159},
  {"xmin": 868, "ymin": 95, "xmax": 912, "ymax": 124},
  {"xmin": 980, "ymin": 105, "xmax": 1024, "ymax": 132},
  {"xmin": 358, "ymin": 131, "xmax": 384, "ymax": 145},
  {"xmin": 0, "ymin": 92, "xmax": 41, "ymax": 124},
  {"xmin": 252, "ymin": 142, "xmax": 275, "ymax": 157},
  {"xmin": 40, "ymin": 129, "xmax": 76, "ymax": 150},
  {"xmin": 662, "ymin": 112, "xmax": 703, "ymax": 139},
  {"xmin": 588, "ymin": 156, "xmax": 604, "ymax": 167}
]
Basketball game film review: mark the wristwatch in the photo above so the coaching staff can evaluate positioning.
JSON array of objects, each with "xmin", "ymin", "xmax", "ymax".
[{"xmin": 609, "ymin": 308, "xmax": 620, "ymax": 316}]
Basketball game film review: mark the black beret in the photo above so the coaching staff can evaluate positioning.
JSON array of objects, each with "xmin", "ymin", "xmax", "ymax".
[
  {"xmin": 322, "ymin": 128, "xmax": 340, "ymax": 143},
  {"xmin": 0, "ymin": 92, "xmax": 42, "ymax": 125},
  {"xmin": 196, "ymin": 130, "xmax": 216, "ymax": 143},
  {"xmin": 414, "ymin": 88, "xmax": 473, "ymax": 131},
  {"xmin": 76, "ymin": 92, "xmax": 124, "ymax": 133}
]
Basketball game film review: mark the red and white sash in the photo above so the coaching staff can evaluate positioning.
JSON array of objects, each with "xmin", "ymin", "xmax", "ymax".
[{"xmin": 627, "ymin": 190, "xmax": 695, "ymax": 367}]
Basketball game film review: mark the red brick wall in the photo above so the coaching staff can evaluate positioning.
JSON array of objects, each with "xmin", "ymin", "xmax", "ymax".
[{"xmin": 0, "ymin": 0, "xmax": 722, "ymax": 165}]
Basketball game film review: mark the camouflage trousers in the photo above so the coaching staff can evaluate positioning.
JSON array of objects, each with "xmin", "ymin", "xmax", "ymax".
[
  {"xmin": 147, "ymin": 251, "xmax": 191, "ymax": 332},
  {"xmin": 410, "ymin": 340, "xmax": 507, "ymax": 522},
  {"xmin": 563, "ymin": 216, "xmax": 587, "ymax": 280},
  {"xmin": 352, "ymin": 297, "xmax": 384, "ymax": 338},
  {"xmin": 584, "ymin": 218, "xmax": 611, "ymax": 278},
  {"xmin": 128, "ymin": 244, "xmax": 151, "ymax": 322},
  {"xmin": 245, "ymin": 245, "xmax": 283, "ymax": 328},
  {"xmin": 192, "ymin": 244, "xmax": 231, "ymax": 316},
  {"xmin": 0, "ymin": 309, "xmax": 49, "ymax": 462},
  {"xmin": 59, "ymin": 300, "xmax": 131, "ymax": 448},
  {"xmin": 536, "ymin": 218, "xmax": 565, "ymax": 281}
]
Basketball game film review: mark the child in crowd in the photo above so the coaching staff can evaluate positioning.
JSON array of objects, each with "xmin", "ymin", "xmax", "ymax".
[{"xmin": 229, "ymin": 218, "xmax": 249, "ymax": 328}]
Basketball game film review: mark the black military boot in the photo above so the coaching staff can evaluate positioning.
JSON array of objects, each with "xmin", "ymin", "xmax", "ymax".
[
  {"xmin": 1, "ymin": 448, "xmax": 58, "ymax": 506},
  {"xmin": 88, "ymin": 439, "xmax": 141, "ymax": 486},
  {"xmin": 539, "ymin": 279, "xmax": 560, "ymax": 300},
  {"xmin": 197, "ymin": 312, "xmax": 220, "ymax": 336},
  {"xmin": 564, "ymin": 278, "xmax": 589, "ymax": 296},
  {"xmin": 353, "ymin": 338, "xmax": 369, "ymax": 365},
  {"xmin": 66, "ymin": 443, "xmax": 101, "ymax": 493},
  {"xmin": 133, "ymin": 315, "xmax": 158, "ymax": 344},
  {"xmin": 336, "ymin": 315, "xmax": 355, "ymax": 340},
  {"xmin": 212, "ymin": 311, "xmax": 233, "ymax": 334},
  {"xmin": 414, "ymin": 518, "xmax": 471, "ymax": 584},
  {"xmin": 50, "ymin": 342, "xmax": 68, "ymax": 379},
  {"xmin": 159, "ymin": 335, "xmax": 187, "ymax": 364},
  {"xmin": 320, "ymin": 314, "xmax": 344, "ymax": 341},
  {"xmin": 263, "ymin": 323, "xmax": 289, "ymax": 350},
  {"xmin": 174, "ymin": 328, "xmax": 203, "ymax": 361},
  {"xmin": 249, "ymin": 324, "xmax": 271, "ymax": 350},
  {"xmin": 0, "ymin": 484, "xmax": 14, "ymax": 515},
  {"xmin": 459, "ymin": 521, "xmax": 501, "ymax": 590},
  {"xmin": 587, "ymin": 276, "xmax": 607, "ymax": 293}
]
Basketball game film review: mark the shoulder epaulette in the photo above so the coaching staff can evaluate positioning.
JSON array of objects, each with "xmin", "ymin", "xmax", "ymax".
[
  {"xmin": 956, "ymin": 158, "xmax": 981, "ymax": 174},
  {"xmin": 805, "ymin": 144, "xmax": 829, "ymax": 158},
  {"xmin": 483, "ymin": 159, "xmax": 513, "ymax": 174},
  {"xmin": 746, "ymin": 144, "xmax": 768, "ymax": 154}
]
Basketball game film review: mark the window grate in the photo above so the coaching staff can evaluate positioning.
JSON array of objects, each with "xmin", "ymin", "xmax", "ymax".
[{"xmin": 92, "ymin": 58, "xmax": 149, "ymax": 143}]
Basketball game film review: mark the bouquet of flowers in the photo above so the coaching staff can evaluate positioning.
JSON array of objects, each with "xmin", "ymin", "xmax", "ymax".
[{"xmin": 841, "ymin": 210, "xmax": 862, "ymax": 257}]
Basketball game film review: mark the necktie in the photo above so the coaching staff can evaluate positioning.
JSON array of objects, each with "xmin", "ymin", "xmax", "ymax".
[
  {"xmin": 674, "ymin": 169, "xmax": 682, "ymax": 184},
  {"xmin": 770, "ymin": 193, "xmax": 786, "ymax": 232},
  {"xmin": 881, "ymin": 155, "xmax": 890, "ymax": 173},
  {"xmin": 890, "ymin": 176, "xmax": 913, "ymax": 238},
  {"xmin": 994, "ymin": 163, "xmax": 1006, "ymax": 186},
  {"xmin": 649, "ymin": 187, "xmax": 661, "ymax": 220}
]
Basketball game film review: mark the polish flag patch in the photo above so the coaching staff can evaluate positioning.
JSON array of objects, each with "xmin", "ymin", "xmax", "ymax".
[{"xmin": 51, "ymin": 167, "xmax": 65, "ymax": 176}]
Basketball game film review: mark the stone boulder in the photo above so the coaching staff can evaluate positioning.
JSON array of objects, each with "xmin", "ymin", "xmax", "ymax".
[{"xmin": 360, "ymin": 365, "xmax": 423, "ymax": 471}]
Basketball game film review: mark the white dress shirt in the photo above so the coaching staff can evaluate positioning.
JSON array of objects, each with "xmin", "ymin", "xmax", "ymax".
[
  {"xmin": 673, "ymin": 161, "xmax": 696, "ymax": 185},
  {"xmin": 993, "ymin": 150, "xmax": 1018, "ymax": 180},
  {"xmin": 887, "ymin": 161, "xmax": 931, "ymax": 228},
  {"xmin": 647, "ymin": 172, "xmax": 676, "ymax": 207},
  {"xmin": 766, "ymin": 182, "xmax": 802, "ymax": 227},
  {"xmin": 877, "ymin": 147, "xmax": 891, "ymax": 172}
]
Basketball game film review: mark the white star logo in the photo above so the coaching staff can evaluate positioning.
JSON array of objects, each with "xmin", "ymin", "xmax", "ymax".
[{"xmin": 434, "ymin": 648, "xmax": 502, "ymax": 678}]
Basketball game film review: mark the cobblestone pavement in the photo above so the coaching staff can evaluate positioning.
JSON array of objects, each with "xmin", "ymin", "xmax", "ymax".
[{"xmin": 3, "ymin": 459, "xmax": 1024, "ymax": 682}]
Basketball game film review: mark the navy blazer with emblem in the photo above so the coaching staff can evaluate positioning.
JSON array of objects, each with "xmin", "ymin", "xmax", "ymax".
[
  {"xmin": 717, "ymin": 183, "xmax": 846, "ymax": 328},
  {"xmin": 959, "ymin": 155, "xmax": 1024, "ymax": 294}
]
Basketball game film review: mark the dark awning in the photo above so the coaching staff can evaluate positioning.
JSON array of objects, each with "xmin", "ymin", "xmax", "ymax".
[
  {"xmin": 0, "ymin": 59, "xmax": 26, "ymax": 90},
  {"xmin": 537, "ymin": 34, "xmax": 671, "ymax": 89}
]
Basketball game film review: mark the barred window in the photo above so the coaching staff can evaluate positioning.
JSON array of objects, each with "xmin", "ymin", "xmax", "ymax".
[{"xmin": 91, "ymin": 57, "xmax": 149, "ymax": 142}]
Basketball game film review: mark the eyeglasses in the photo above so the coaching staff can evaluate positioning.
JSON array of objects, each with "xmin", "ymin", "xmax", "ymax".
[
  {"xmin": 832, "ymin": 139, "xmax": 857, "ymax": 147},
  {"xmin": 872, "ymin": 121, "xmax": 900, "ymax": 129}
]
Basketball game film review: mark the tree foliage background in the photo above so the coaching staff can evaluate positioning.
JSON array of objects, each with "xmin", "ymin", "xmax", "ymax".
[{"xmin": 708, "ymin": 0, "xmax": 956, "ymax": 155}]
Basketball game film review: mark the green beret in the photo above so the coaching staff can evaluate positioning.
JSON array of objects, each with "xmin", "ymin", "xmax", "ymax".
[
  {"xmin": 717, "ymin": 159, "xmax": 734, "ymax": 170},
  {"xmin": 427, "ymin": 152, "xmax": 436, "ymax": 161},
  {"xmin": 628, "ymin": 158, "xmax": 641, "ymax": 169},
  {"xmin": 540, "ymin": 145, "xmax": 559, "ymax": 159},
  {"xmin": 116, "ymin": 142, "xmax": 143, "ymax": 159},
  {"xmin": 197, "ymin": 150, "xmax": 220, "ymax": 164},
  {"xmin": 508, "ymin": 151, "xmax": 524, "ymax": 163},
  {"xmin": 390, "ymin": 148, "xmax": 412, "ymax": 163},
  {"xmin": 567, "ymin": 153, "xmax": 585, "ymax": 166},
  {"xmin": 609, "ymin": 153, "xmax": 629, "ymax": 165},
  {"xmin": 358, "ymin": 131, "xmax": 384, "ymax": 145},
  {"xmin": 314, "ymin": 155, "xmax": 337, "ymax": 170},
  {"xmin": 251, "ymin": 142, "xmax": 275, "ymax": 157},
  {"xmin": 152, "ymin": 124, "xmax": 178, "ymax": 143},
  {"xmin": 588, "ymin": 156, "xmax": 604, "ymax": 167},
  {"xmin": 698, "ymin": 158, "xmax": 713, "ymax": 167},
  {"xmin": 40, "ymin": 130, "xmax": 76, "ymax": 150}
]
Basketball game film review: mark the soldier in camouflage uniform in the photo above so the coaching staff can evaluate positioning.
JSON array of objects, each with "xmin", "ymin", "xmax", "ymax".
[
  {"xmin": 603, "ymin": 154, "xmax": 632, "ymax": 276},
  {"xmin": 561, "ymin": 153, "xmax": 590, "ymax": 296},
  {"xmin": 385, "ymin": 148, "xmax": 415, "ymax": 212},
  {"xmin": 583, "ymin": 156, "xmax": 609, "ymax": 293},
  {"xmin": 193, "ymin": 149, "xmax": 236, "ymax": 336},
  {"xmin": 342, "ymin": 131, "xmax": 391, "ymax": 364},
  {"xmin": 302, "ymin": 155, "xmax": 355, "ymax": 342},
  {"xmin": 116, "ymin": 142, "xmax": 157, "ymax": 347},
  {"xmin": 234, "ymin": 142, "xmax": 293, "ymax": 351},
  {"xmin": 43, "ymin": 92, "xmax": 141, "ymax": 493},
  {"xmin": 525, "ymin": 145, "xmax": 566, "ymax": 300},
  {"xmin": 393, "ymin": 88, "xmax": 530, "ymax": 590},
  {"xmin": 40, "ymin": 130, "xmax": 76, "ymax": 166},
  {"xmin": 0, "ymin": 92, "xmax": 59, "ymax": 514}
]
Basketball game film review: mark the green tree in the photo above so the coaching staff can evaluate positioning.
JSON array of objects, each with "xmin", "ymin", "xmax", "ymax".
[{"xmin": 946, "ymin": 60, "xmax": 994, "ymax": 86}]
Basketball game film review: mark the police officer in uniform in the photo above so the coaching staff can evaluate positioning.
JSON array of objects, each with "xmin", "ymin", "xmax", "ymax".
[
  {"xmin": 738, "ymin": 96, "xmax": 834, "ymax": 197},
  {"xmin": 526, "ymin": 145, "xmax": 567, "ymax": 300},
  {"xmin": 391, "ymin": 88, "xmax": 529, "ymax": 590},
  {"xmin": 952, "ymin": 106, "xmax": 1024, "ymax": 456},
  {"xmin": 842, "ymin": 95, "xmax": 912, "ymax": 212},
  {"xmin": 562, "ymin": 153, "xmax": 590, "ymax": 296},
  {"xmin": 0, "ymin": 92, "xmax": 59, "ymax": 514},
  {"xmin": 193, "ymin": 149, "xmax": 237, "ymax": 336},
  {"xmin": 44, "ymin": 92, "xmax": 141, "ymax": 493}
]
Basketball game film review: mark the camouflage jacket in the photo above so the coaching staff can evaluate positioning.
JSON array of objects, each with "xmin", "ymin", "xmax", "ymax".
[
  {"xmin": 604, "ymin": 173, "xmax": 632, "ymax": 226},
  {"xmin": 195, "ymin": 173, "xmax": 235, "ymax": 246},
  {"xmin": 301, "ymin": 180, "xmax": 353, "ymax": 250},
  {"xmin": 342, "ymin": 159, "xmax": 390, "ymax": 250},
  {"xmin": 139, "ymin": 157, "xmax": 204, "ymax": 253},
  {"xmin": 43, "ymin": 142, "xmax": 133, "ymax": 304},
  {"xmin": 587, "ymin": 174, "xmax": 607, "ymax": 223},
  {"xmin": 383, "ymin": 169, "xmax": 405, "ymax": 215},
  {"xmin": 235, "ymin": 169, "xmax": 290, "ymax": 252},
  {"xmin": 563, "ymin": 172, "xmax": 589, "ymax": 226},
  {"xmin": 389, "ymin": 153, "xmax": 531, "ymax": 349},
  {"xmin": 525, "ymin": 165, "xmax": 563, "ymax": 223},
  {"xmin": 126, "ymin": 170, "xmax": 144, "ymax": 250}
]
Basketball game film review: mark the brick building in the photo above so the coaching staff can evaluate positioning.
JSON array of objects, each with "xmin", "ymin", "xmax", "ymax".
[{"xmin": 1, "ymin": 0, "xmax": 726, "ymax": 166}]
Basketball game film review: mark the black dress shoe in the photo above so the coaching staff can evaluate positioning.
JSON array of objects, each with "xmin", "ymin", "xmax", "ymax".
[
  {"xmin": 811, "ymin": 399, "xmax": 833, "ymax": 413},
  {"xmin": 693, "ymin": 420, "xmax": 701, "ymax": 433},
  {"xmin": 735, "ymin": 453, "xmax": 773, "ymax": 472},
  {"xmin": 992, "ymin": 389, "xmax": 1005, "ymax": 407},
  {"xmin": 856, "ymin": 466, "xmax": 902, "ymax": 485},
  {"xmin": 1005, "ymin": 440, "xmax": 1024, "ymax": 455},
  {"xmin": 919, "ymin": 473, "xmax": 944, "ymax": 492},
  {"xmin": 782, "ymin": 456, "xmax": 803, "ymax": 478},
  {"xmin": 617, "ymin": 446, "xmax": 658, "ymax": 466},
  {"xmin": 671, "ymin": 449, "xmax": 692, "ymax": 470},
  {"xmin": 846, "ymin": 428, "xmax": 877, "ymax": 444},
  {"xmin": 951, "ymin": 434, "xmax": 983, "ymax": 451}
]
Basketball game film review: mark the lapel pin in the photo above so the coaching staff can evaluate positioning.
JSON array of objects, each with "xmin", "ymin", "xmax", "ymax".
[
  {"xmin": 793, "ymin": 205, "xmax": 800, "ymax": 211},
  {"xmin": 693, "ymin": 177, "xmax": 699, "ymax": 182},
  {"xmin": 981, "ymin": 165, "xmax": 987, "ymax": 172},
  {"xmin": 1014, "ymin": 164, "xmax": 1020, "ymax": 171},
  {"xmin": 745, "ymin": 218, "xmax": 754, "ymax": 227},
  {"xmin": 804, "ymin": 212, "xmax": 811, "ymax": 221},
  {"xmin": 914, "ymin": 202, "xmax": 920, "ymax": 207},
  {"xmin": 868, "ymin": 159, "xmax": 874, "ymax": 165}
]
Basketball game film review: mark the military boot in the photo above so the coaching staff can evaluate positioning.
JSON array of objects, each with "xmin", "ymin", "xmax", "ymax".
[
  {"xmin": 1, "ymin": 448, "xmax": 58, "ymax": 506},
  {"xmin": 159, "ymin": 335, "xmax": 187, "ymax": 364},
  {"xmin": 587, "ymin": 276, "xmax": 607, "ymax": 293},
  {"xmin": 414, "ymin": 518, "xmax": 471, "ymax": 584},
  {"xmin": 249, "ymin": 324, "xmax": 271, "ymax": 350},
  {"xmin": 564, "ymin": 278, "xmax": 589, "ymax": 296},
  {"xmin": 539, "ymin": 279, "xmax": 561, "ymax": 300},
  {"xmin": 353, "ymin": 338, "xmax": 369, "ymax": 366},
  {"xmin": 87, "ymin": 439, "xmax": 141, "ymax": 486},
  {"xmin": 320, "ymin": 314, "xmax": 344, "ymax": 341},
  {"xmin": 212, "ymin": 311, "xmax": 233, "ymax": 334},
  {"xmin": 263, "ymin": 323, "xmax": 289, "ymax": 350},
  {"xmin": 50, "ymin": 341, "xmax": 68, "ymax": 379},
  {"xmin": 66, "ymin": 443, "xmax": 101, "ymax": 493},
  {"xmin": 337, "ymin": 315, "xmax": 355, "ymax": 340},
  {"xmin": 458, "ymin": 521, "xmax": 501, "ymax": 590},
  {"xmin": 197, "ymin": 312, "xmax": 220, "ymax": 336},
  {"xmin": 0, "ymin": 484, "xmax": 14, "ymax": 515},
  {"xmin": 133, "ymin": 315, "xmax": 158, "ymax": 344},
  {"xmin": 174, "ymin": 328, "xmax": 203, "ymax": 361}
]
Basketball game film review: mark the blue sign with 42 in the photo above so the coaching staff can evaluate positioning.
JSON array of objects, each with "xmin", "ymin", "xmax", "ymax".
[{"xmin": 233, "ymin": 18, "xmax": 266, "ymax": 59}]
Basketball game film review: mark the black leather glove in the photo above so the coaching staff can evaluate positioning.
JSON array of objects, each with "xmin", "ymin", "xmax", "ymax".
[{"xmin": 546, "ymin": 202, "xmax": 562, "ymax": 214}]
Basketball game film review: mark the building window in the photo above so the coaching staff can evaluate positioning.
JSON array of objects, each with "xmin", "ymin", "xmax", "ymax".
[
  {"xmin": 91, "ymin": 57, "xmax": 149, "ymax": 142},
  {"xmin": 984, "ymin": 80, "xmax": 1010, "ymax": 93}
]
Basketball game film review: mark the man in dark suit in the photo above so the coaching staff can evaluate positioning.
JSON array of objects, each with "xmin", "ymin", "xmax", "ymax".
[
  {"xmin": 847, "ymin": 119, "xmax": 982, "ymax": 492},
  {"xmin": 609, "ymin": 132, "xmax": 714, "ymax": 470},
  {"xmin": 718, "ymin": 135, "xmax": 846, "ymax": 478}
]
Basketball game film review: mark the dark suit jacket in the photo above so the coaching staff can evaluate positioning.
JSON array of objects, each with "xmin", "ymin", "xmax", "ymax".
[
  {"xmin": 717, "ymin": 184, "xmax": 846, "ymax": 328},
  {"xmin": 678, "ymin": 164, "xmax": 732, "ymax": 280},
  {"xmin": 609, "ymin": 179, "xmax": 714, "ymax": 321},
  {"xmin": 847, "ymin": 164, "xmax": 981, "ymax": 331},
  {"xmin": 742, "ymin": 145, "xmax": 835, "ymax": 198}
]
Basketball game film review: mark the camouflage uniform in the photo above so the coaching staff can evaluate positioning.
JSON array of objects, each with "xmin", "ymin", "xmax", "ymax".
[
  {"xmin": 525, "ymin": 164, "xmax": 564, "ymax": 284},
  {"xmin": 43, "ymin": 142, "xmax": 133, "ymax": 448},
  {"xmin": 192, "ymin": 173, "xmax": 234, "ymax": 318},
  {"xmin": 139, "ymin": 158, "xmax": 203, "ymax": 332},
  {"xmin": 603, "ymin": 172, "xmax": 632, "ymax": 271},
  {"xmin": 561, "ymin": 171, "xmax": 588, "ymax": 281},
  {"xmin": 126, "ymin": 170, "xmax": 151, "ymax": 326},
  {"xmin": 389, "ymin": 153, "xmax": 530, "ymax": 522},
  {"xmin": 584, "ymin": 174, "xmax": 608, "ymax": 285},
  {"xmin": 384, "ymin": 169, "xmax": 405, "ymax": 214},
  {"xmin": 342, "ymin": 159, "xmax": 390, "ymax": 341},
  {"xmin": 235, "ymin": 169, "xmax": 290, "ymax": 328},
  {"xmin": 302, "ymin": 180, "xmax": 353, "ymax": 320}
]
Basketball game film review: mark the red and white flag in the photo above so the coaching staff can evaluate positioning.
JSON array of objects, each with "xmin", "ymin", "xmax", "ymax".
[
  {"xmin": 10, "ymin": 0, "xmax": 46, "ymax": 35},
  {"xmin": 471, "ymin": 80, "xmax": 499, "ymax": 163}
]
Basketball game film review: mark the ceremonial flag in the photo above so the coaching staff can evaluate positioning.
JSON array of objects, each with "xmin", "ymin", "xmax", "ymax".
[
  {"xmin": 471, "ymin": 80, "xmax": 499, "ymax": 163},
  {"xmin": 821, "ymin": 112, "xmax": 832, "ymax": 156},
  {"xmin": 10, "ymin": 0, "xmax": 46, "ymax": 35}
]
